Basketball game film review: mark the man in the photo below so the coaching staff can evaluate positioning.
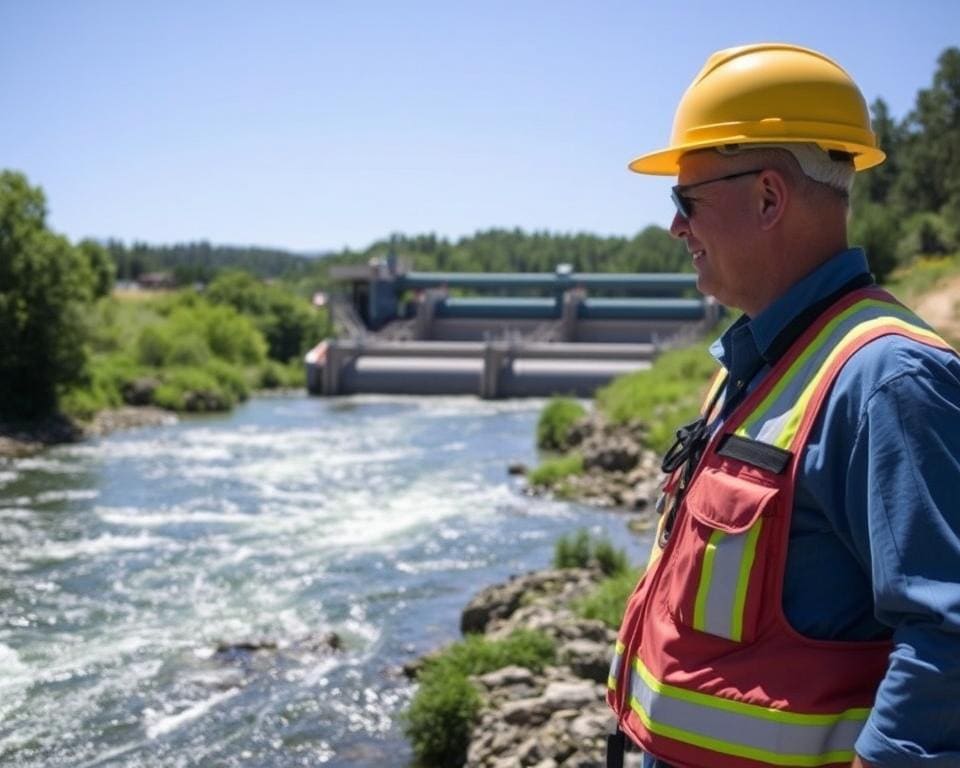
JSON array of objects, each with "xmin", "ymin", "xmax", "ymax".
[{"xmin": 606, "ymin": 44, "xmax": 960, "ymax": 768}]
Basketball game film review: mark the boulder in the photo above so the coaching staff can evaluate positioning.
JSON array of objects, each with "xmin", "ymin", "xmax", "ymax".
[{"xmin": 559, "ymin": 639, "xmax": 614, "ymax": 683}]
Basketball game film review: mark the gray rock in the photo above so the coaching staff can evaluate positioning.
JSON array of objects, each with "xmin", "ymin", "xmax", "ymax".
[
  {"xmin": 560, "ymin": 639, "xmax": 614, "ymax": 683},
  {"xmin": 530, "ymin": 759, "xmax": 558, "ymax": 768},
  {"xmin": 121, "ymin": 377, "xmax": 160, "ymax": 406},
  {"xmin": 541, "ymin": 680, "xmax": 599, "ymax": 710},
  {"xmin": 501, "ymin": 696, "xmax": 549, "ymax": 726},
  {"xmin": 478, "ymin": 666, "xmax": 536, "ymax": 689}
]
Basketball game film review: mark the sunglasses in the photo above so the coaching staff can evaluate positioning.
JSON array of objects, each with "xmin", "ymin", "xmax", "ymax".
[{"xmin": 671, "ymin": 169, "xmax": 764, "ymax": 220}]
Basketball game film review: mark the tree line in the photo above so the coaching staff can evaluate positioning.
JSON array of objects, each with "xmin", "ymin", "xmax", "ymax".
[
  {"xmin": 106, "ymin": 240, "xmax": 323, "ymax": 284},
  {"xmin": 850, "ymin": 46, "xmax": 960, "ymax": 281}
]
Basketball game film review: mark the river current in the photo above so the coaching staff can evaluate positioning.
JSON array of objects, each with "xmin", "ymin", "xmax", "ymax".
[{"xmin": 0, "ymin": 394, "xmax": 647, "ymax": 767}]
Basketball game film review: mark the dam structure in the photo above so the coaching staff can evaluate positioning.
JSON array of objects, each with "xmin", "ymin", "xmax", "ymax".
[{"xmin": 306, "ymin": 255, "xmax": 720, "ymax": 398}]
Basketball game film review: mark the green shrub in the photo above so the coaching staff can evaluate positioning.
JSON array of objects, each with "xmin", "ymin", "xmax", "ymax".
[
  {"xmin": 135, "ymin": 302, "xmax": 267, "ymax": 369},
  {"xmin": 58, "ymin": 385, "xmax": 110, "ymax": 422},
  {"xmin": 153, "ymin": 366, "xmax": 239, "ymax": 412},
  {"xmin": 206, "ymin": 270, "xmax": 329, "ymax": 362},
  {"xmin": 896, "ymin": 212, "xmax": 956, "ymax": 263},
  {"xmin": 593, "ymin": 537, "xmax": 630, "ymax": 577},
  {"xmin": 136, "ymin": 325, "xmax": 174, "ymax": 367},
  {"xmin": 196, "ymin": 304, "xmax": 266, "ymax": 364},
  {"xmin": 849, "ymin": 201, "xmax": 902, "ymax": 283},
  {"xmin": 405, "ymin": 669, "xmax": 480, "ymax": 768},
  {"xmin": 58, "ymin": 353, "xmax": 142, "ymax": 420},
  {"xmin": 554, "ymin": 529, "xmax": 592, "ymax": 569},
  {"xmin": 203, "ymin": 359, "xmax": 250, "ymax": 402},
  {"xmin": 166, "ymin": 333, "xmax": 211, "ymax": 367},
  {"xmin": 554, "ymin": 529, "xmax": 628, "ymax": 576},
  {"xmin": 404, "ymin": 631, "xmax": 555, "ymax": 767},
  {"xmin": 536, "ymin": 397, "xmax": 586, "ymax": 450},
  {"xmin": 574, "ymin": 568, "xmax": 643, "ymax": 629},
  {"xmin": 528, "ymin": 452, "xmax": 584, "ymax": 487},
  {"xmin": 256, "ymin": 359, "xmax": 306, "ymax": 389}
]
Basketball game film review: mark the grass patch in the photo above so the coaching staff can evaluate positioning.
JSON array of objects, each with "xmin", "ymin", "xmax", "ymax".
[
  {"xmin": 885, "ymin": 253, "xmax": 960, "ymax": 305},
  {"xmin": 536, "ymin": 397, "xmax": 586, "ymax": 450},
  {"xmin": 595, "ymin": 343, "xmax": 717, "ymax": 454},
  {"xmin": 574, "ymin": 567, "xmax": 643, "ymax": 629},
  {"xmin": 404, "ymin": 630, "xmax": 555, "ymax": 767},
  {"xmin": 527, "ymin": 452, "xmax": 584, "ymax": 487},
  {"xmin": 554, "ymin": 529, "xmax": 629, "ymax": 576}
]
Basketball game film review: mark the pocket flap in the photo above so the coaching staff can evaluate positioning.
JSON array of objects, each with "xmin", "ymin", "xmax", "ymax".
[{"xmin": 683, "ymin": 465, "xmax": 780, "ymax": 534}]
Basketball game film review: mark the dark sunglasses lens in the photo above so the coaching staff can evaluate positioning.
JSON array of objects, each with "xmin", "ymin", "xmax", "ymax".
[{"xmin": 671, "ymin": 188, "xmax": 691, "ymax": 219}]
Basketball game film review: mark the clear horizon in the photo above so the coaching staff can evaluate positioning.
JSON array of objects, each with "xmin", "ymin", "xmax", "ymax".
[{"xmin": 2, "ymin": 0, "xmax": 957, "ymax": 254}]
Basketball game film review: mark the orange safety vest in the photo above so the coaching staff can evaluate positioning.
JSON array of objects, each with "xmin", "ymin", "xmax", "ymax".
[{"xmin": 606, "ymin": 286, "xmax": 956, "ymax": 768}]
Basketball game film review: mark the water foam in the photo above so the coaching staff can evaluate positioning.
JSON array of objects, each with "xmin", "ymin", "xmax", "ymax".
[
  {"xmin": 143, "ymin": 687, "xmax": 240, "ymax": 739},
  {"xmin": 30, "ymin": 532, "xmax": 169, "ymax": 562}
]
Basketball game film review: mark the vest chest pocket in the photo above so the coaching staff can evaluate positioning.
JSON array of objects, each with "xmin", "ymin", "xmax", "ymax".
[{"xmin": 659, "ymin": 462, "xmax": 782, "ymax": 644}]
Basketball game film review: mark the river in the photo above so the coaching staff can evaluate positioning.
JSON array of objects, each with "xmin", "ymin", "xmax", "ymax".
[{"xmin": 0, "ymin": 394, "xmax": 648, "ymax": 767}]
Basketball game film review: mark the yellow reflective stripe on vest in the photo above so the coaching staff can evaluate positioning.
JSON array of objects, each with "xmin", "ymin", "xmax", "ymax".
[
  {"xmin": 692, "ymin": 521, "xmax": 763, "ymax": 641},
  {"xmin": 629, "ymin": 656, "xmax": 869, "ymax": 767},
  {"xmin": 770, "ymin": 317, "xmax": 945, "ymax": 450},
  {"xmin": 703, "ymin": 369, "xmax": 727, "ymax": 419},
  {"xmin": 608, "ymin": 640, "xmax": 625, "ymax": 691},
  {"xmin": 736, "ymin": 299, "xmax": 944, "ymax": 448}
]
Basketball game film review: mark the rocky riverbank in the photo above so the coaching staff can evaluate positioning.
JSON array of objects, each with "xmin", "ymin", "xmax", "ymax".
[
  {"xmin": 0, "ymin": 407, "xmax": 176, "ymax": 458},
  {"xmin": 411, "ymin": 567, "xmax": 643, "ymax": 768},
  {"xmin": 527, "ymin": 411, "xmax": 665, "ymax": 516}
]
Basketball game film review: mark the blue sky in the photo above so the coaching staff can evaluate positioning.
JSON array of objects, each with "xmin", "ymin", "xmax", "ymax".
[{"xmin": 2, "ymin": 1, "xmax": 957, "ymax": 254}]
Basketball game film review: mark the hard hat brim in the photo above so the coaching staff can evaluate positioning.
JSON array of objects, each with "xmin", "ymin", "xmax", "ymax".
[{"xmin": 629, "ymin": 137, "xmax": 886, "ymax": 176}]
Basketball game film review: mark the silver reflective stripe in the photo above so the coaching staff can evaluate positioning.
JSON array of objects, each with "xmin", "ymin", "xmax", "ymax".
[
  {"xmin": 629, "ymin": 658, "xmax": 866, "ymax": 766},
  {"xmin": 694, "ymin": 528, "xmax": 756, "ymax": 641},
  {"xmin": 739, "ymin": 300, "xmax": 921, "ymax": 445},
  {"xmin": 608, "ymin": 641, "xmax": 624, "ymax": 690}
]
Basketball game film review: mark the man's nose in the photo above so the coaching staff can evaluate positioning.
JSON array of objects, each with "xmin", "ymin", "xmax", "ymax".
[{"xmin": 669, "ymin": 211, "xmax": 689, "ymax": 239}]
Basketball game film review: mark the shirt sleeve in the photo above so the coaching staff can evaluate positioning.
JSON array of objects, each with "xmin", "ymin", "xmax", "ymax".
[{"xmin": 847, "ymin": 355, "xmax": 960, "ymax": 766}]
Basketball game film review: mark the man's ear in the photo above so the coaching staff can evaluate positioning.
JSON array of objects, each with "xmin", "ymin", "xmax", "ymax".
[{"xmin": 757, "ymin": 169, "xmax": 789, "ymax": 230}]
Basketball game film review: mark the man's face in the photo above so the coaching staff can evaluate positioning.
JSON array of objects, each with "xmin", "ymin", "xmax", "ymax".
[{"xmin": 668, "ymin": 152, "xmax": 766, "ymax": 314}]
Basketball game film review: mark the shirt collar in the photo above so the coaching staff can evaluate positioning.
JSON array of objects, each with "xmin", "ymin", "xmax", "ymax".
[{"xmin": 711, "ymin": 247, "xmax": 871, "ymax": 371}]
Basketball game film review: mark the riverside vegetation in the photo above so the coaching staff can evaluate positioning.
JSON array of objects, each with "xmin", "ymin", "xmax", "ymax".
[
  {"xmin": 0, "ymin": 170, "xmax": 330, "ymax": 452},
  {"xmin": 404, "ymin": 530, "xmax": 639, "ymax": 768}
]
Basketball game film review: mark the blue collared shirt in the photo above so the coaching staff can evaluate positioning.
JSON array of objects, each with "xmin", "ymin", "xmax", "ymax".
[{"xmin": 645, "ymin": 248, "xmax": 960, "ymax": 767}]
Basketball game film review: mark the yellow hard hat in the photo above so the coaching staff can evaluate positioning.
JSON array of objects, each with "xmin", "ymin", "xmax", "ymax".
[{"xmin": 629, "ymin": 43, "xmax": 885, "ymax": 175}]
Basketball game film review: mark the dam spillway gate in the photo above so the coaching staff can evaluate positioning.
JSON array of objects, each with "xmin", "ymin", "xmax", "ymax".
[{"xmin": 306, "ymin": 259, "xmax": 721, "ymax": 398}]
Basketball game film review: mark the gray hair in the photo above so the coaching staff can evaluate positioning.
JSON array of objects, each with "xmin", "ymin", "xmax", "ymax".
[{"xmin": 716, "ymin": 143, "xmax": 855, "ymax": 196}]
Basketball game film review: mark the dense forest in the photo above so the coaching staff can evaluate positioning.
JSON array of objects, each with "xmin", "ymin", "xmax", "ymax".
[
  {"xmin": 849, "ymin": 47, "xmax": 960, "ymax": 282},
  {"xmin": 1, "ymin": 46, "xmax": 958, "ymax": 424}
]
